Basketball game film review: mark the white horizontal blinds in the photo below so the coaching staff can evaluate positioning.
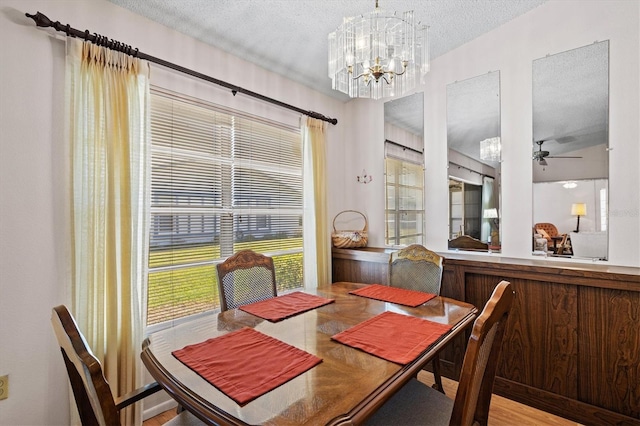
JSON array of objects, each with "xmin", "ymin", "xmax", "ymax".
[
  {"xmin": 230, "ymin": 115, "xmax": 304, "ymax": 294},
  {"xmin": 148, "ymin": 92, "xmax": 226, "ymax": 325},
  {"xmin": 147, "ymin": 88, "xmax": 304, "ymax": 326},
  {"xmin": 233, "ymin": 119, "xmax": 303, "ymax": 236},
  {"xmin": 385, "ymin": 158, "xmax": 399, "ymax": 244},
  {"xmin": 385, "ymin": 157, "xmax": 425, "ymax": 246}
]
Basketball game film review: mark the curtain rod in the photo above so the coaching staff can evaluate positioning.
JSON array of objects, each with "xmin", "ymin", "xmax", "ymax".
[
  {"xmin": 449, "ymin": 162, "xmax": 490, "ymax": 178},
  {"xmin": 26, "ymin": 11, "xmax": 338, "ymax": 125},
  {"xmin": 385, "ymin": 139, "xmax": 423, "ymax": 155}
]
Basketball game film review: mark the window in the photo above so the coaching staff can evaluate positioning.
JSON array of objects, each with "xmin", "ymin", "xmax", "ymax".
[
  {"xmin": 600, "ymin": 187, "xmax": 607, "ymax": 231},
  {"xmin": 147, "ymin": 89, "xmax": 304, "ymax": 326},
  {"xmin": 385, "ymin": 141, "xmax": 425, "ymax": 246},
  {"xmin": 448, "ymin": 179, "xmax": 482, "ymax": 240}
]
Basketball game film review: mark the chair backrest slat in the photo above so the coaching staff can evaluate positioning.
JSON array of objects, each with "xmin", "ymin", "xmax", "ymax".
[{"xmin": 450, "ymin": 280, "xmax": 514, "ymax": 426}]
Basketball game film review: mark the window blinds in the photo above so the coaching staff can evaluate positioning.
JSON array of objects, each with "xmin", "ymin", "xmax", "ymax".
[
  {"xmin": 385, "ymin": 157, "xmax": 425, "ymax": 246},
  {"xmin": 147, "ymin": 88, "xmax": 303, "ymax": 326}
]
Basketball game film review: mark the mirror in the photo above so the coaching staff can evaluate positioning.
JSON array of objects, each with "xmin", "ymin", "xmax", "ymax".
[
  {"xmin": 446, "ymin": 71, "xmax": 501, "ymax": 252},
  {"xmin": 383, "ymin": 93, "xmax": 425, "ymax": 246},
  {"xmin": 532, "ymin": 41, "xmax": 609, "ymax": 260}
]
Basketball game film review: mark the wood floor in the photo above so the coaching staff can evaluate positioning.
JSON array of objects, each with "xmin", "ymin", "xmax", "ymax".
[
  {"xmin": 143, "ymin": 372, "xmax": 582, "ymax": 426},
  {"xmin": 417, "ymin": 372, "xmax": 581, "ymax": 426}
]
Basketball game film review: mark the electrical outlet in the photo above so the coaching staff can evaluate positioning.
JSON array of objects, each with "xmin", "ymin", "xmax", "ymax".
[{"xmin": 0, "ymin": 375, "xmax": 8, "ymax": 400}]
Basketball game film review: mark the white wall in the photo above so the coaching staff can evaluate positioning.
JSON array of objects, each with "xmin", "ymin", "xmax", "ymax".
[
  {"xmin": 384, "ymin": 122, "xmax": 422, "ymax": 151},
  {"xmin": 0, "ymin": 1, "xmax": 344, "ymax": 424},
  {"xmin": 334, "ymin": 98, "xmax": 385, "ymax": 243},
  {"xmin": 338, "ymin": 0, "xmax": 639, "ymax": 266}
]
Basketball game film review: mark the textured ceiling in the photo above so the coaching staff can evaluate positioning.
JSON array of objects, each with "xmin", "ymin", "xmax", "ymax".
[
  {"xmin": 533, "ymin": 40, "xmax": 609, "ymax": 156},
  {"xmin": 384, "ymin": 93, "xmax": 423, "ymax": 137},
  {"xmin": 107, "ymin": 0, "xmax": 547, "ymax": 102},
  {"xmin": 447, "ymin": 71, "xmax": 501, "ymax": 168},
  {"xmin": 106, "ymin": 0, "xmax": 607, "ymax": 168}
]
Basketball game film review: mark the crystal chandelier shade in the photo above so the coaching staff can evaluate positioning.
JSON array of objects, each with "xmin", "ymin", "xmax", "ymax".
[
  {"xmin": 328, "ymin": 2, "xmax": 429, "ymax": 100},
  {"xmin": 480, "ymin": 137, "xmax": 501, "ymax": 162}
]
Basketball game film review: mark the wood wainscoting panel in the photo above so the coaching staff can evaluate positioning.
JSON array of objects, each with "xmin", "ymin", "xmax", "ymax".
[
  {"xmin": 441, "ymin": 263, "xmax": 464, "ymax": 300},
  {"xmin": 332, "ymin": 258, "xmax": 389, "ymax": 285},
  {"xmin": 331, "ymin": 247, "xmax": 390, "ymax": 285},
  {"xmin": 465, "ymin": 273, "xmax": 579, "ymax": 400},
  {"xmin": 578, "ymin": 286, "xmax": 640, "ymax": 419}
]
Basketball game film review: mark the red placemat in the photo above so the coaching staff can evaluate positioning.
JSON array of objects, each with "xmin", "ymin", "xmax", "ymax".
[
  {"xmin": 331, "ymin": 311, "xmax": 452, "ymax": 364},
  {"xmin": 239, "ymin": 291, "xmax": 334, "ymax": 322},
  {"xmin": 172, "ymin": 327, "xmax": 321, "ymax": 405},
  {"xmin": 349, "ymin": 284, "xmax": 436, "ymax": 307}
]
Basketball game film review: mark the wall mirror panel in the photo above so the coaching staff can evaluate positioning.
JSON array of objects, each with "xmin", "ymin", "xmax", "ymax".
[
  {"xmin": 446, "ymin": 71, "xmax": 501, "ymax": 253},
  {"xmin": 532, "ymin": 41, "xmax": 609, "ymax": 260},
  {"xmin": 383, "ymin": 93, "xmax": 425, "ymax": 246}
]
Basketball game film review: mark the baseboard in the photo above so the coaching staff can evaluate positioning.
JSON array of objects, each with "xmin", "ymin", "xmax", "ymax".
[
  {"xmin": 143, "ymin": 398, "xmax": 178, "ymax": 421},
  {"xmin": 493, "ymin": 377, "xmax": 640, "ymax": 426}
]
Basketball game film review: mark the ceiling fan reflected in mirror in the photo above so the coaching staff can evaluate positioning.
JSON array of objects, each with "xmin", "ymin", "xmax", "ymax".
[{"xmin": 532, "ymin": 140, "xmax": 582, "ymax": 166}]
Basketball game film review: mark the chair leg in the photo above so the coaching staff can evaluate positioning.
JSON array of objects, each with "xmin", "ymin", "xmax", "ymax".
[{"xmin": 431, "ymin": 356, "xmax": 445, "ymax": 394}]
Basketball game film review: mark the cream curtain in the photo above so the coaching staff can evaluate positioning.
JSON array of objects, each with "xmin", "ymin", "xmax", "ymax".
[
  {"xmin": 302, "ymin": 117, "xmax": 331, "ymax": 288},
  {"xmin": 66, "ymin": 38, "xmax": 150, "ymax": 425}
]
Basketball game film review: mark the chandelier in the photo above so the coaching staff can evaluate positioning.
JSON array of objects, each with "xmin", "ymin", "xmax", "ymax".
[
  {"xmin": 328, "ymin": 1, "xmax": 429, "ymax": 100},
  {"xmin": 480, "ymin": 137, "xmax": 501, "ymax": 162}
]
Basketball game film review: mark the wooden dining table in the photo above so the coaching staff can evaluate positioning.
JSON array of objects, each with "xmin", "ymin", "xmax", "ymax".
[{"xmin": 141, "ymin": 282, "xmax": 478, "ymax": 426}]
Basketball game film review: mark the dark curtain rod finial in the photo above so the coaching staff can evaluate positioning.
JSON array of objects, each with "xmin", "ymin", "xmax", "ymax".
[
  {"xmin": 25, "ymin": 10, "xmax": 338, "ymax": 125},
  {"xmin": 310, "ymin": 111, "xmax": 337, "ymax": 125},
  {"xmin": 25, "ymin": 11, "xmax": 51, "ymax": 28},
  {"xmin": 309, "ymin": 112, "xmax": 337, "ymax": 125}
]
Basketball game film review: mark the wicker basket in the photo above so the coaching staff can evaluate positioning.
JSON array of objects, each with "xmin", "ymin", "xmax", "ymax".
[{"xmin": 331, "ymin": 210, "xmax": 368, "ymax": 248}]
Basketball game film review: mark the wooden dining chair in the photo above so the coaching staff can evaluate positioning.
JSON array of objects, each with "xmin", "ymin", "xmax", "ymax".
[
  {"xmin": 389, "ymin": 244, "xmax": 446, "ymax": 393},
  {"xmin": 51, "ymin": 305, "xmax": 203, "ymax": 426},
  {"xmin": 365, "ymin": 280, "xmax": 514, "ymax": 426},
  {"xmin": 216, "ymin": 249, "xmax": 278, "ymax": 311}
]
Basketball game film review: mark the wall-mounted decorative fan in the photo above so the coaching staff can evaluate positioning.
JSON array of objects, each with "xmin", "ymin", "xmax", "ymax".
[{"xmin": 532, "ymin": 140, "xmax": 582, "ymax": 166}]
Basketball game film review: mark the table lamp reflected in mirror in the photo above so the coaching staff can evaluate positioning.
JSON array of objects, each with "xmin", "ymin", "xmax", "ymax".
[{"xmin": 571, "ymin": 203, "xmax": 586, "ymax": 232}]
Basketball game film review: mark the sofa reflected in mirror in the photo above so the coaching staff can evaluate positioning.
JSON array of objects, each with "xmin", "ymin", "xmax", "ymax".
[{"xmin": 570, "ymin": 231, "xmax": 607, "ymax": 260}]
